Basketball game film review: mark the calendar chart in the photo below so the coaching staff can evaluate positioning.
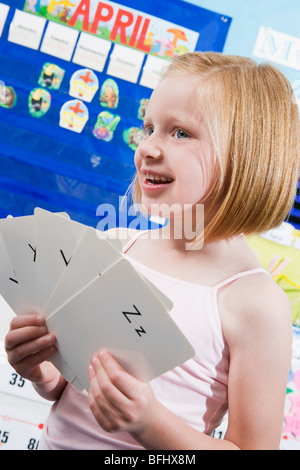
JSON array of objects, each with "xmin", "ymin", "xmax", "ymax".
[{"xmin": 0, "ymin": 339, "xmax": 51, "ymax": 450}]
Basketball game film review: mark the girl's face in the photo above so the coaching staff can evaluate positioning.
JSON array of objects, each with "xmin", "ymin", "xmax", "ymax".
[{"xmin": 134, "ymin": 75, "xmax": 216, "ymax": 218}]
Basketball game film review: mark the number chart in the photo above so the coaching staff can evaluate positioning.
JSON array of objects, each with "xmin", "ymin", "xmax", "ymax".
[{"xmin": 0, "ymin": 339, "xmax": 51, "ymax": 450}]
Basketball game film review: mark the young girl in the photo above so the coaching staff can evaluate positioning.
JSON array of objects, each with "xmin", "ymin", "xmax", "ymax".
[{"xmin": 5, "ymin": 52, "xmax": 300, "ymax": 450}]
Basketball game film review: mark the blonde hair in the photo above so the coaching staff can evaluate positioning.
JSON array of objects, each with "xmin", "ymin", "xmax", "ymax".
[{"xmin": 131, "ymin": 52, "xmax": 300, "ymax": 243}]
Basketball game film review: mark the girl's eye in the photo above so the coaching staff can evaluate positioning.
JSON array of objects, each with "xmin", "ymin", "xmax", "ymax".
[
  {"xmin": 145, "ymin": 126, "xmax": 154, "ymax": 136},
  {"xmin": 175, "ymin": 129, "xmax": 188, "ymax": 139}
]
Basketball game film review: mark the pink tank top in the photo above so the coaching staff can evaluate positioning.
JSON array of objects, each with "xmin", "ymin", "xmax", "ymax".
[{"xmin": 39, "ymin": 231, "xmax": 267, "ymax": 450}]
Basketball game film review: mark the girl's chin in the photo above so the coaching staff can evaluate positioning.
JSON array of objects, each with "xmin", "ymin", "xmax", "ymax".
[{"xmin": 140, "ymin": 200, "xmax": 186, "ymax": 220}]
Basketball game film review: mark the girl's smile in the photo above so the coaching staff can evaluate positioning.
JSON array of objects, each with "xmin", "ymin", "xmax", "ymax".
[{"xmin": 141, "ymin": 170, "xmax": 174, "ymax": 193}]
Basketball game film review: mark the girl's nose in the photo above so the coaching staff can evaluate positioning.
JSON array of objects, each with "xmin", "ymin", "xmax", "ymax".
[{"xmin": 137, "ymin": 134, "xmax": 163, "ymax": 160}]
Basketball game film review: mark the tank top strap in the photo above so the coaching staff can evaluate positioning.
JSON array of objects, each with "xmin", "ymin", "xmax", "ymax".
[
  {"xmin": 212, "ymin": 268, "xmax": 270, "ymax": 291},
  {"xmin": 122, "ymin": 230, "xmax": 149, "ymax": 254}
]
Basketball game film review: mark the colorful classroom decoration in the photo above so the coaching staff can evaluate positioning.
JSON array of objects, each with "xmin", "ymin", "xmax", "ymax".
[{"xmin": 0, "ymin": 0, "xmax": 231, "ymax": 229}]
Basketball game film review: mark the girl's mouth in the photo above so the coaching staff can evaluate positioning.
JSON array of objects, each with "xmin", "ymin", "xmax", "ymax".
[{"xmin": 144, "ymin": 172, "xmax": 174, "ymax": 185}]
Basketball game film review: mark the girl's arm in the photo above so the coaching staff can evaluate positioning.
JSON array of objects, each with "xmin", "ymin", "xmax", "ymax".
[
  {"xmin": 219, "ymin": 273, "xmax": 292, "ymax": 450},
  {"xmin": 88, "ymin": 274, "xmax": 291, "ymax": 450}
]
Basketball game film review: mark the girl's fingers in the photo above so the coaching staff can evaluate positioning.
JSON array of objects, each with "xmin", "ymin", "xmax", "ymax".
[
  {"xmin": 88, "ymin": 360, "xmax": 124, "ymax": 431},
  {"xmin": 88, "ymin": 389, "xmax": 116, "ymax": 432},
  {"xmin": 10, "ymin": 313, "xmax": 45, "ymax": 329},
  {"xmin": 7, "ymin": 332, "xmax": 56, "ymax": 366},
  {"xmin": 5, "ymin": 314, "xmax": 47, "ymax": 351},
  {"xmin": 88, "ymin": 351, "xmax": 156, "ymax": 434},
  {"xmin": 13, "ymin": 345, "xmax": 58, "ymax": 380},
  {"xmin": 97, "ymin": 350, "xmax": 142, "ymax": 400},
  {"xmin": 5, "ymin": 325, "xmax": 49, "ymax": 351},
  {"xmin": 89, "ymin": 353, "xmax": 130, "ymax": 412}
]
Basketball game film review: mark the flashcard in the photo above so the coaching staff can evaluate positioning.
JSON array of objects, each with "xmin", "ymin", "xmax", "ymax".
[
  {"xmin": 94, "ymin": 228, "xmax": 123, "ymax": 253},
  {"xmin": 51, "ymin": 352, "xmax": 81, "ymax": 387},
  {"xmin": 95, "ymin": 229, "xmax": 172, "ymax": 311},
  {"xmin": 8, "ymin": 9, "xmax": 46, "ymax": 50},
  {"xmin": 46, "ymin": 258, "xmax": 195, "ymax": 390},
  {"xmin": 72, "ymin": 33, "xmax": 111, "ymax": 72},
  {"xmin": 107, "ymin": 44, "xmax": 145, "ymax": 83},
  {"xmin": 0, "ymin": 215, "xmax": 38, "ymax": 313},
  {"xmin": 97, "ymin": 230, "xmax": 172, "ymax": 311},
  {"xmin": 40, "ymin": 21, "xmax": 79, "ymax": 61},
  {"xmin": 44, "ymin": 226, "xmax": 122, "ymax": 317},
  {"xmin": 137, "ymin": 273, "xmax": 173, "ymax": 313},
  {"xmin": 0, "ymin": 233, "xmax": 25, "ymax": 315},
  {"xmin": 34, "ymin": 208, "xmax": 87, "ymax": 315},
  {"xmin": 0, "ymin": 209, "xmax": 188, "ymax": 391},
  {"xmin": 0, "ymin": 295, "xmax": 15, "ymax": 341},
  {"xmin": 139, "ymin": 55, "xmax": 170, "ymax": 89}
]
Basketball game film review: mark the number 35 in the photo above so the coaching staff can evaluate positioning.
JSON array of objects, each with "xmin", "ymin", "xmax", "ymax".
[{"xmin": 9, "ymin": 372, "xmax": 25, "ymax": 388}]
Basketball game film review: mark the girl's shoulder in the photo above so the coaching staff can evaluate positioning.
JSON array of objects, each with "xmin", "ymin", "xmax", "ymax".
[
  {"xmin": 215, "ymin": 235, "xmax": 292, "ymax": 347},
  {"xmin": 218, "ymin": 267, "xmax": 292, "ymax": 351}
]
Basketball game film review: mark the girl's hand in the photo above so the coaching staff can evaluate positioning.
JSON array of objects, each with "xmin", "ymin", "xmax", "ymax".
[
  {"xmin": 88, "ymin": 350, "xmax": 158, "ymax": 434},
  {"xmin": 5, "ymin": 313, "xmax": 58, "ymax": 384}
]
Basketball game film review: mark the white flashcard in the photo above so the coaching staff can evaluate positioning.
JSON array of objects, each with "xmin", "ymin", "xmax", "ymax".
[
  {"xmin": 107, "ymin": 44, "xmax": 145, "ymax": 83},
  {"xmin": 139, "ymin": 55, "xmax": 170, "ymax": 89},
  {"xmin": 0, "ymin": 295, "xmax": 15, "ymax": 341},
  {"xmin": 137, "ymin": 272, "xmax": 173, "ymax": 312},
  {"xmin": 0, "ymin": 215, "xmax": 38, "ymax": 313},
  {"xmin": 34, "ymin": 208, "xmax": 87, "ymax": 314},
  {"xmin": 95, "ymin": 230, "xmax": 172, "ymax": 311},
  {"xmin": 33, "ymin": 210, "xmax": 82, "ymax": 386},
  {"xmin": 0, "ymin": 3, "xmax": 9, "ymax": 38},
  {"xmin": 0, "ymin": 233, "xmax": 25, "ymax": 315},
  {"xmin": 49, "ymin": 350, "xmax": 81, "ymax": 387},
  {"xmin": 8, "ymin": 9, "xmax": 46, "ymax": 50},
  {"xmin": 72, "ymin": 33, "xmax": 111, "ymax": 72},
  {"xmin": 95, "ymin": 228, "xmax": 123, "ymax": 253},
  {"xmin": 47, "ymin": 259, "xmax": 195, "ymax": 390},
  {"xmin": 40, "ymin": 21, "xmax": 79, "ymax": 61},
  {"xmin": 44, "ymin": 227, "xmax": 122, "ymax": 317}
]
